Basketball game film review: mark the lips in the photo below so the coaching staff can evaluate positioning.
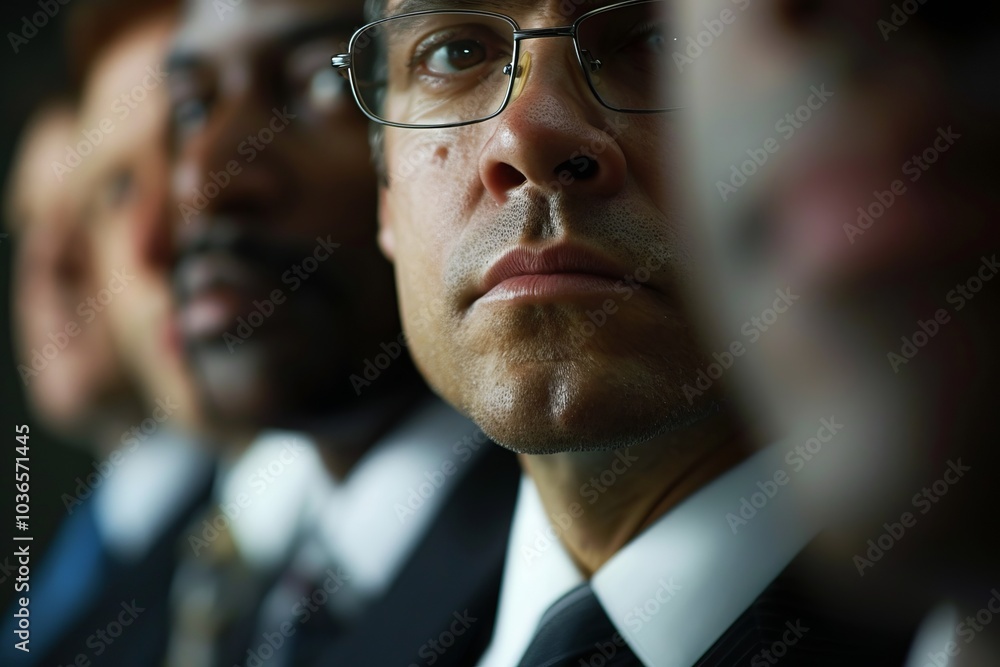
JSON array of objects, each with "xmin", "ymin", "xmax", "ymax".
[
  {"xmin": 174, "ymin": 252, "xmax": 271, "ymax": 339},
  {"xmin": 476, "ymin": 243, "xmax": 630, "ymax": 305}
]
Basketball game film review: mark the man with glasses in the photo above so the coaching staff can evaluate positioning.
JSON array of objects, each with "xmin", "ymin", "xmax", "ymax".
[{"xmin": 324, "ymin": 1, "xmax": 918, "ymax": 665}]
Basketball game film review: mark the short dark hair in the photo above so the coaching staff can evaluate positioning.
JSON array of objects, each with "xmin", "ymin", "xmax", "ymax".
[{"xmin": 365, "ymin": 0, "xmax": 389, "ymax": 185}]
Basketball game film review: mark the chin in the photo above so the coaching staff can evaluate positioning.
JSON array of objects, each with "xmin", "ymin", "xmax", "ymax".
[{"xmin": 454, "ymin": 353, "xmax": 719, "ymax": 455}]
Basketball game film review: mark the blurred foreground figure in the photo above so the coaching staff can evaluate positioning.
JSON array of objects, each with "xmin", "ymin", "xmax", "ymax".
[
  {"xmin": 164, "ymin": 0, "xmax": 519, "ymax": 665},
  {"xmin": 679, "ymin": 1, "xmax": 1000, "ymax": 664}
]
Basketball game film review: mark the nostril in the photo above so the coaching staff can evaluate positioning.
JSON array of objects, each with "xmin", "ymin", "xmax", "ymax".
[
  {"xmin": 493, "ymin": 162, "xmax": 527, "ymax": 192},
  {"xmin": 554, "ymin": 155, "xmax": 599, "ymax": 183}
]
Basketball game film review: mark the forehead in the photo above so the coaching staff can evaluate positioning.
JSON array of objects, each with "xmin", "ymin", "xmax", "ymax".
[
  {"xmin": 382, "ymin": 0, "xmax": 616, "ymax": 21},
  {"xmin": 9, "ymin": 112, "xmax": 76, "ymax": 230},
  {"xmin": 77, "ymin": 18, "xmax": 173, "ymax": 167},
  {"xmin": 174, "ymin": 0, "xmax": 364, "ymax": 56}
]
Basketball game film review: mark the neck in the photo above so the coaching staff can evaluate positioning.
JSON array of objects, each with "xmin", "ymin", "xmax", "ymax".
[{"xmin": 518, "ymin": 410, "xmax": 750, "ymax": 577}]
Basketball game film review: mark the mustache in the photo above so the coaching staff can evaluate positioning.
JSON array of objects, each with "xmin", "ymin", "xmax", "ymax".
[
  {"xmin": 443, "ymin": 191, "xmax": 679, "ymax": 293},
  {"xmin": 176, "ymin": 220, "xmax": 309, "ymax": 274},
  {"xmin": 172, "ymin": 218, "xmax": 347, "ymax": 305}
]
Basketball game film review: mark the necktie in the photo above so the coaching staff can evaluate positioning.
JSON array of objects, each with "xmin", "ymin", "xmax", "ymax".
[
  {"xmin": 517, "ymin": 583, "xmax": 642, "ymax": 667},
  {"xmin": 165, "ymin": 507, "xmax": 270, "ymax": 667}
]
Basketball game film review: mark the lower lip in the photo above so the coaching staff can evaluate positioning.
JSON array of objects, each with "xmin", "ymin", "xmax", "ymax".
[
  {"xmin": 179, "ymin": 289, "xmax": 251, "ymax": 339},
  {"xmin": 478, "ymin": 273, "xmax": 620, "ymax": 305}
]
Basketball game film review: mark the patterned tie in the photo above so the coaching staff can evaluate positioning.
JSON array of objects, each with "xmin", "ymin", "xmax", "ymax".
[
  {"xmin": 165, "ymin": 507, "xmax": 270, "ymax": 667},
  {"xmin": 517, "ymin": 583, "xmax": 643, "ymax": 667}
]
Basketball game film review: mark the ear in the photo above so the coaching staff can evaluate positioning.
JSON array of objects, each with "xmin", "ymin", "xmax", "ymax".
[{"xmin": 377, "ymin": 185, "xmax": 396, "ymax": 261}]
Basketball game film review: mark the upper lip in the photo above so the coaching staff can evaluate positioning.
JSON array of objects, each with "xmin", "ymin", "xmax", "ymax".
[
  {"xmin": 478, "ymin": 243, "xmax": 629, "ymax": 297},
  {"xmin": 174, "ymin": 252, "xmax": 265, "ymax": 304}
]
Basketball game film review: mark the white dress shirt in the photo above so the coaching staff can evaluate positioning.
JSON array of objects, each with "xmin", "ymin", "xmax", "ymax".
[
  {"xmin": 94, "ymin": 430, "xmax": 213, "ymax": 561},
  {"xmin": 477, "ymin": 443, "xmax": 817, "ymax": 667},
  {"xmin": 239, "ymin": 397, "xmax": 485, "ymax": 622}
]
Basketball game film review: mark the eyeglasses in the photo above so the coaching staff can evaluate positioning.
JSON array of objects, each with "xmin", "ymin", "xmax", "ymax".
[{"xmin": 330, "ymin": 0, "xmax": 675, "ymax": 129}]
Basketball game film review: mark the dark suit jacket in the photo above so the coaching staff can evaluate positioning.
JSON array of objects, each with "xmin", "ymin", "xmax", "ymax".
[
  {"xmin": 531, "ymin": 550, "xmax": 921, "ymax": 667},
  {"xmin": 1, "ymin": 463, "xmax": 213, "ymax": 667},
  {"xmin": 693, "ymin": 556, "xmax": 918, "ymax": 667},
  {"xmin": 303, "ymin": 442, "xmax": 521, "ymax": 667}
]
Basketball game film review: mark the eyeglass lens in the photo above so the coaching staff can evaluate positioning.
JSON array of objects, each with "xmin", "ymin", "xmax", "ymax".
[{"xmin": 350, "ymin": 1, "xmax": 673, "ymax": 127}]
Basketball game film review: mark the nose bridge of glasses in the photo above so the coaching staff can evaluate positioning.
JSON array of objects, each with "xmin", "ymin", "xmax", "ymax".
[
  {"xmin": 513, "ymin": 27, "xmax": 575, "ymax": 40},
  {"xmin": 507, "ymin": 28, "xmax": 599, "ymax": 87}
]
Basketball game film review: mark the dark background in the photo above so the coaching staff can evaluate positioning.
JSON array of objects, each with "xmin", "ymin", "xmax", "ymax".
[{"xmin": 1, "ymin": 0, "xmax": 95, "ymax": 610}]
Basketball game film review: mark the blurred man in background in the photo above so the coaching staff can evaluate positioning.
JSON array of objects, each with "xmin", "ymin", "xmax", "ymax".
[
  {"xmin": 1, "ymin": 1, "xmax": 216, "ymax": 664},
  {"xmin": 5, "ymin": 103, "xmax": 130, "ymax": 450},
  {"xmin": 678, "ymin": 0, "xmax": 1000, "ymax": 664},
  {"xmin": 165, "ymin": 0, "xmax": 519, "ymax": 665}
]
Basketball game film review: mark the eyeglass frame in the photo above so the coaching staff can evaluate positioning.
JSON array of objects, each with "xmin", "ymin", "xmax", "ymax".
[{"xmin": 330, "ymin": 0, "xmax": 671, "ymax": 129}]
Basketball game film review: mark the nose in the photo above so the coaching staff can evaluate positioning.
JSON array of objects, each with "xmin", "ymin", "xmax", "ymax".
[{"xmin": 478, "ymin": 41, "xmax": 628, "ymax": 205}]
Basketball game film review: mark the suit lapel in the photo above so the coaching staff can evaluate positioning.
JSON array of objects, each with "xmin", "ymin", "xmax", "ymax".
[
  {"xmin": 314, "ymin": 444, "xmax": 520, "ymax": 667},
  {"xmin": 694, "ymin": 553, "xmax": 918, "ymax": 667}
]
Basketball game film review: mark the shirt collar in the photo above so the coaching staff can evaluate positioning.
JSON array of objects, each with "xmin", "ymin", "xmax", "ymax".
[
  {"xmin": 94, "ymin": 430, "xmax": 213, "ymax": 561},
  {"xmin": 313, "ymin": 397, "xmax": 486, "ymax": 609},
  {"xmin": 592, "ymin": 443, "xmax": 817, "ymax": 666},
  {"xmin": 476, "ymin": 475, "xmax": 585, "ymax": 667},
  {"xmin": 480, "ymin": 442, "xmax": 815, "ymax": 667}
]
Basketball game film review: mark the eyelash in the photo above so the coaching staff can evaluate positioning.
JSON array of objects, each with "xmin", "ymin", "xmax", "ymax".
[{"xmin": 408, "ymin": 28, "xmax": 463, "ymax": 72}]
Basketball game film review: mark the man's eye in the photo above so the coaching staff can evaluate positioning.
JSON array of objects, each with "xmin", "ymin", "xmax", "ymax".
[
  {"xmin": 423, "ymin": 39, "xmax": 488, "ymax": 75},
  {"xmin": 101, "ymin": 168, "xmax": 135, "ymax": 212},
  {"xmin": 171, "ymin": 97, "xmax": 209, "ymax": 139},
  {"xmin": 624, "ymin": 22, "xmax": 668, "ymax": 56}
]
